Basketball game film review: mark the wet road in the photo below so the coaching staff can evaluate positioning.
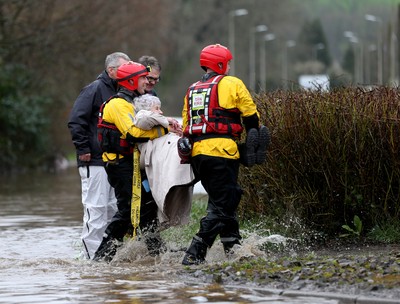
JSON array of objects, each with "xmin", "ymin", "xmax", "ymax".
[{"xmin": 0, "ymin": 167, "xmax": 339, "ymax": 304}]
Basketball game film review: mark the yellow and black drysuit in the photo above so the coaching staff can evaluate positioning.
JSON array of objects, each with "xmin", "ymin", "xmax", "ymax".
[
  {"xmin": 182, "ymin": 72, "xmax": 260, "ymax": 262},
  {"xmin": 94, "ymin": 89, "xmax": 168, "ymax": 261}
]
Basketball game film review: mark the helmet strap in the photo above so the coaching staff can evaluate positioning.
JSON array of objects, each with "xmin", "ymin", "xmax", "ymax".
[{"xmin": 117, "ymin": 67, "xmax": 149, "ymax": 82}]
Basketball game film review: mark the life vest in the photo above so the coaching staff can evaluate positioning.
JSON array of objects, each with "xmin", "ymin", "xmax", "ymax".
[
  {"xmin": 184, "ymin": 74, "xmax": 243, "ymax": 140},
  {"xmin": 97, "ymin": 95, "xmax": 133, "ymax": 155}
]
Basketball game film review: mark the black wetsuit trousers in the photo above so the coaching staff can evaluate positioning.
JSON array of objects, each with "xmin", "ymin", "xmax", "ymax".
[
  {"xmin": 191, "ymin": 154, "xmax": 243, "ymax": 248},
  {"xmin": 104, "ymin": 156, "xmax": 158, "ymax": 240}
]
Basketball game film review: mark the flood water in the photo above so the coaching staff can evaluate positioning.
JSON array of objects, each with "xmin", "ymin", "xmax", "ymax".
[{"xmin": 0, "ymin": 166, "xmax": 339, "ymax": 304}]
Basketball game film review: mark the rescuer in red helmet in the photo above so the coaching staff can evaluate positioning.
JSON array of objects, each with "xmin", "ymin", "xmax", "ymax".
[
  {"xmin": 94, "ymin": 62, "xmax": 169, "ymax": 262},
  {"xmin": 181, "ymin": 43, "xmax": 270, "ymax": 265}
]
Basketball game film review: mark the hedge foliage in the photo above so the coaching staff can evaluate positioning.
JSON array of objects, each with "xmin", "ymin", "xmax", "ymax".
[
  {"xmin": 0, "ymin": 64, "xmax": 51, "ymax": 172},
  {"xmin": 238, "ymin": 87, "xmax": 400, "ymax": 235}
]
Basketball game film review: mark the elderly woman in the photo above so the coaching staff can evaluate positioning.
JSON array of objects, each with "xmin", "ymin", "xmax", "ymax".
[
  {"xmin": 133, "ymin": 94, "xmax": 195, "ymax": 229},
  {"xmin": 133, "ymin": 94, "xmax": 181, "ymax": 134}
]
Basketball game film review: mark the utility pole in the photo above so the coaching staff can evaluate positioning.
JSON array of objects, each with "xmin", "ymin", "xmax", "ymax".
[{"xmin": 397, "ymin": 4, "xmax": 400, "ymax": 85}]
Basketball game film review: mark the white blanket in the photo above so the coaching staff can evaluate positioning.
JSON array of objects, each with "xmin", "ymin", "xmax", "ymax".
[{"xmin": 140, "ymin": 133, "xmax": 195, "ymax": 227}]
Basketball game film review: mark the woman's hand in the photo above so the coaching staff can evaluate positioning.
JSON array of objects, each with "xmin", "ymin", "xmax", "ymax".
[{"xmin": 167, "ymin": 117, "xmax": 183, "ymax": 136}]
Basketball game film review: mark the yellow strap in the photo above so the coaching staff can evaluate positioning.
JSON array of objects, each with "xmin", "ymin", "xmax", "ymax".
[{"xmin": 131, "ymin": 146, "xmax": 141, "ymax": 238}]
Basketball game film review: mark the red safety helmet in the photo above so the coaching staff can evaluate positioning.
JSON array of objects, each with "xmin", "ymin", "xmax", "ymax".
[
  {"xmin": 200, "ymin": 44, "xmax": 233, "ymax": 74},
  {"xmin": 117, "ymin": 62, "xmax": 150, "ymax": 91}
]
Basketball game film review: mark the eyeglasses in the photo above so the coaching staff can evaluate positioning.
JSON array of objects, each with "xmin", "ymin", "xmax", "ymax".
[{"xmin": 146, "ymin": 76, "xmax": 161, "ymax": 83}]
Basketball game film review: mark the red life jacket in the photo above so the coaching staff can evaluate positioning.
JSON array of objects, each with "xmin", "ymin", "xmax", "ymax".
[
  {"xmin": 183, "ymin": 75, "xmax": 243, "ymax": 140},
  {"xmin": 97, "ymin": 95, "xmax": 133, "ymax": 155}
]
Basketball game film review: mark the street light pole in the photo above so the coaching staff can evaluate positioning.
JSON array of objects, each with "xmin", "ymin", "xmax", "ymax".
[
  {"xmin": 389, "ymin": 27, "xmax": 398, "ymax": 85},
  {"xmin": 259, "ymin": 33, "xmax": 275, "ymax": 91},
  {"xmin": 282, "ymin": 40, "xmax": 296, "ymax": 90},
  {"xmin": 344, "ymin": 31, "xmax": 362, "ymax": 83},
  {"xmin": 365, "ymin": 14, "xmax": 383, "ymax": 85},
  {"xmin": 367, "ymin": 44, "xmax": 377, "ymax": 84},
  {"xmin": 228, "ymin": 8, "xmax": 248, "ymax": 76},
  {"xmin": 249, "ymin": 25, "xmax": 268, "ymax": 91}
]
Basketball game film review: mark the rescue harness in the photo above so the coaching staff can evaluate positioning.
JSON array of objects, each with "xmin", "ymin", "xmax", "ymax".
[
  {"xmin": 97, "ymin": 93, "xmax": 134, "ymax": 155},
  {"xmin": 184, "ymin": 74, "xmax": 243, "ymax": 142}
]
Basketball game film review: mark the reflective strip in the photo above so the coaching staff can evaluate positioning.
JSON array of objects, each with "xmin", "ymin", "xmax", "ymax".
[
  {"xmin": 156, "ymin": 126, "xmax": 163, "ymax": 137},
  {"xmin": 187, "ymin": 82, "xmax": 198, "ymax": 131},
  {"xmin": 194, "ymin": 235, "xmax": 205, "ymax": 243},
  {"xmin": 220, "ymin": 237, "xmax": 238, "ymax": 243}
]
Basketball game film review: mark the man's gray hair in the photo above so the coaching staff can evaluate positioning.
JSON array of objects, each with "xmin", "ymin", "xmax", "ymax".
[
  {"xmin": 138, "ymin": 55, "xmax": 161, "ymax": 71},
  {"xmin": 134, "ymin": 94, "xmax": 162, "ymax": 112},
  {"xmin": 105, "ymin": 52, "xmax": 131, "ymax": 69}
]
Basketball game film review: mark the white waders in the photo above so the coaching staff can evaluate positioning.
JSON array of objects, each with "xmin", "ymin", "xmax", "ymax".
[{"xmin": 79, "ymin": 165, "xmax": 117, "ymax": 259}]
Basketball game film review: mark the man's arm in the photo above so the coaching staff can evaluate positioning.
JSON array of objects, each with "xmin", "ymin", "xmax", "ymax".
[
  {"xmin": 67, "ymin": 85, "xmax": 95, "ymax": 155},
  {"xmin": 105, "ymin": 98, "xmax": 169, "ymax": 144}
]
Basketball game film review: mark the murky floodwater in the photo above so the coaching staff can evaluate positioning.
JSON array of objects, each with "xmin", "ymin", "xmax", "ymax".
[{"xmin": 0, "ymin": 166, "xmax": 339, "ymax": 304}]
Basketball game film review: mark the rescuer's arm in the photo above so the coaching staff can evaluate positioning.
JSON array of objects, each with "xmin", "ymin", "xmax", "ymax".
[
  {"xmin": 104, "ymin": 98, "xmax": 168, "ymax": 144},
  {"xmin": 219, "ymin": 77, "xmax": 260, "ymax": 132}
]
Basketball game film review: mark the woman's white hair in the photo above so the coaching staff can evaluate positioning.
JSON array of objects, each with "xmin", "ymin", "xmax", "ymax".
[{"xmin": 134, "ymin": 94, "xmax": 161, "ymax": 112}]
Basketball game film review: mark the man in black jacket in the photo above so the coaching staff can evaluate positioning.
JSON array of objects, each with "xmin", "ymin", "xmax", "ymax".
[{"xmin": 67, "ymin": 52, "xmax": 130, "ymax": 259}]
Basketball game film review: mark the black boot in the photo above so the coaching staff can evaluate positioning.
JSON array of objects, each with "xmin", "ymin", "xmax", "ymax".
[
  {"xmin": 256, "ymin": 125, "xmax": 271, "ymax": 164},
  {"xmin": 182, "ymin": 237, "xmax": 208, "ymax": 265},
  {"xmin": 239, "ymin": 128, "xmax": 259, "ymax": 167},
  {"xmin": 144, "ymin": 232, "xmax": 167, "ymax": 256},
  {"xmin": 140, "ymin": 216, "xmax": 167, "ymax": 257},
  {"xmin": 222, "ymin": 239, "xmax": 241, "ymax": 255},
  {"xmin": 93, "ymin": 236, "xmax": 121, "ymax": 262}
]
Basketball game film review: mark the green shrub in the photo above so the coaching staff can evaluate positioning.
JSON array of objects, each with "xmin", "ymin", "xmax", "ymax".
[
  {"xmin": 239, "ymin": 87, "xmax": 400, "ymax": 236},
  {"xmin": 367, "ymin": 218, "xmax": 400, "ymax": 243},
  {"xmin": 341, "ymin": 215, "xmax": 362, "ymax": 238},
  {"xmin": 0, "ymin": 64, "xmax": 51, "ymax": 172}
]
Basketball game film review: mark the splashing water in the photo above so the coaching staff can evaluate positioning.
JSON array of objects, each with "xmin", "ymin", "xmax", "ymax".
[
  {"xmin": 206, "ymin": 232, "xmax": 297, "ymax": 264},
  {"xmin": 89, "ymin": 229, "xmax": 297, "ymax": 266}
]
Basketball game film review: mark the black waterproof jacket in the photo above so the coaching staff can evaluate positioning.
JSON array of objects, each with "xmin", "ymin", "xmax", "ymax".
[{"xmin": 68, "ymin": 71, "xmax": 118, "ymax": 167}]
